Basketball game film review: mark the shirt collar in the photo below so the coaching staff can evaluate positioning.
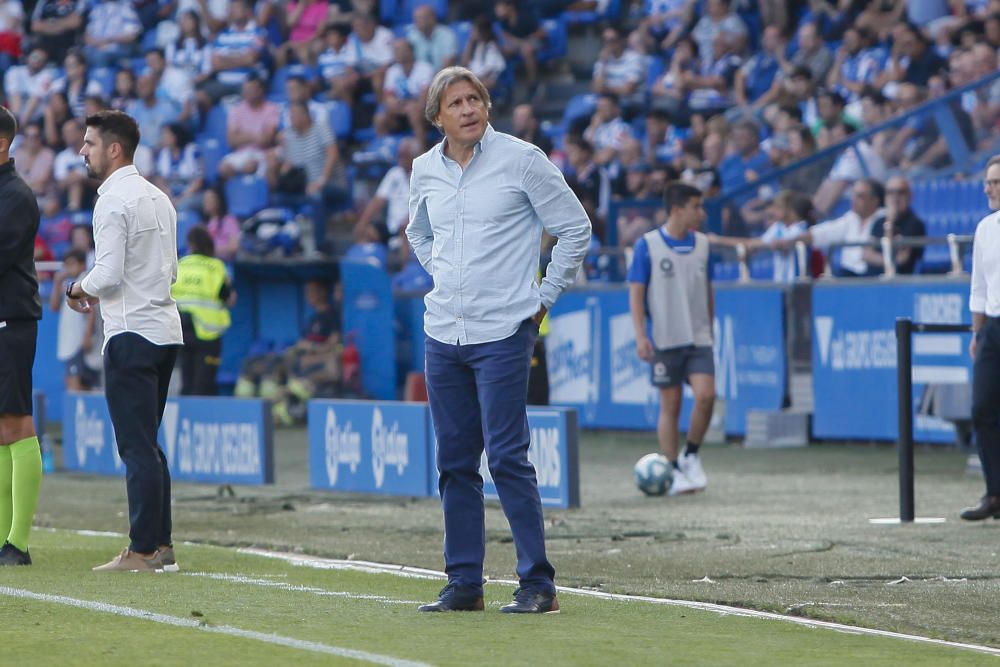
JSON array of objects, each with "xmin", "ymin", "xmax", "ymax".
[
  {"xmin": 0, "ymin": 158, "xmax": 13, "ymax": 177},
  {"xmin": 97, "ymin": 164, "xmax": 139, "ymax": 196},
  {"xmin": 437, "ymin": 123, "xmax": 495, "ymax": 164}
]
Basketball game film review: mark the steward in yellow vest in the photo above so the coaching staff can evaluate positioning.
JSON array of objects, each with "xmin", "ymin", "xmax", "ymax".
[{"xmin": 171, "ymin": 226, "xmax": 236, "ymax": 395}]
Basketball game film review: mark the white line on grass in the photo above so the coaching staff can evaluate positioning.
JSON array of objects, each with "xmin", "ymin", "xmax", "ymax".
[
  {"xmin": 0, "ymin": 586, "xmax": 431, "ymax": 667},
  {"xmin": 239, "ymin": 548, "xmax": 1000, "ymax": 659},
  {"xmin": 186, "ymin": 572, "xmax": 423, "ymax": 604}
]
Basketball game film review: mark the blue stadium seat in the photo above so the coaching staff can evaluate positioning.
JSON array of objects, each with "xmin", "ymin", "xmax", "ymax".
[
  {"xmin": 225, "ymin": 175, "xmax": 270, "ymax": 219},
  {"xmin": 70, "ymin": 210, "xmax": 94, "ymax": 226},
  {"xmin": 537, "ymin": 16, "xmax": 568, "ymax": 63},
  {"xmin": 91, "ymin": 67, "xmax": 116, "ymax": 95},
  {"xmin": 916, "ymin": 243, "xmax": 951, "ymax": 274},
  {"xmin": 564, "ymin": 0, "xmax": 621, "ymax": 24},
  {"xmin": 749, "ymin": 252, "xmax": 774, "ymax": 281},
  {"xmin": 176, "ymin": 209, "xmax": 203, "ymax": 255},
  {"xmin": 452, "ymin": 21, "xmax": 472, "ymax": 54},
  {"xmin": 197, "ymin": 136, "xmax": 228, "ymax": 185},
  {"xmin": 140, "ymin": 28, "xmax": 158, "ymax": 52},
  {"xmin": 325, "ymin": 100, "xmax": 352, "ymax": 139},
  {"xmin": 711, "ymin": 259, "xmax": 740, "ymax": 282},
  {"xmin": 203, "ymin": 104, "xmax": 229, "ymax": 142},
  {"xmin": 562, "ymin": 93, "xmax": 597, "ymax": 128}
]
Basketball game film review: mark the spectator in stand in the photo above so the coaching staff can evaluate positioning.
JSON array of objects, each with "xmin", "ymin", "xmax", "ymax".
[
  {"xmin": 280, "ymin": 75, "xmax": 327, "ymax": 130},
  {"xmin": 14, "ymin": 122, "xmax": 54, "ymax": 198},
  {"xmin": 780, "ymin": 178, "xmax": 886, "ymax": 277},
  {"xmin": 153, "ymin": 122, "xmax": 203, "ymax": 210},
  {"xmin": 42, "ymin": 92, "xmax": 71, "ymax": 148},
  {"xmin": 810, "ymin": 88, "xmax": 860, "ymax": 136},
  {"xmin": 827, "ymin": 26, "xmax": 885, "ymax": 104},
  {"xmin": 351, "ymin": 12, "xmax": 395, "ymax": 100},
  {"xmin": 176, "ymin": 0, "xmax": 229, "ymax": 34},
  {"xmin": 29, "ymin": 0, "xmax": 86, "ymax": 62},
  {"xmin": 771, "ymin": 21, "xmax": 833, "ymax": 96},
  {"xmin": 461, "ymin": 15, "xmax": 506, "ymax": 91},
  {"xmin": 377, "ymin": 39, "xmax": 434, "ymax": 146},
  {"xmin": 144, "ymin": 48, "xmax": 196, "ymax": 126},
  {"xmin": 859, "ymin": 87, "xmax": 896, "ymax": 156},
  {"xmin": 583, "ymin": 93, "xmax": 634, "ymax": 166},
  {"xmin": 813, "ymin": 120, "xmax": 887, "ymax": 215},
  {"xmin": 563, "ymin": 136, "xmax": 601, "ymax": 223},
  {"xmin": 268, "ymin": 100, "xmax": 345, "ymax": 244},
  {"xmin": 407, "ymin": 3, "xmax": 457, "ymax": 71},
  {"xmin": 643, "ymin": 109, "xmax": 686, "ymax": 164},
  {"xmin": 69, "ymin": 223, "xmax": 96, "ymax": 268},
  {"xmin": 219, "ymin": 75, "xmax": 280, "ymax": 180},
  {"xmin": 110, "ymin": 68, "xmax": 138, "ymax": 111},
  {"xmin": 633, "ymin": 0, "xmax": 695, "ymax": 54},
  {"xmin": 495, "ymin": 0, "xmax": 547, "ymax": 93},
  {"xmin": 875, "ymin": 22, "xmax": 947, "ymax": 92},
  {"xmin": 4, "ymin": 47, "xmax": 57, "ymax": 124},
  {"xmin": 854, "ymin": 0, "xmax": 907, "ymax": 36},
  {"xmin": 197, "ymin": 0, "xmax": 268, "ymax": 108},
  {"xmin": 357, "ymin": 137, "xmax": 417, "ymax": 245},
  {"xmin": 165, "ymin": 11, "xmax": 209, "ymax": 94},
  {"xmin": 82, "ymin": 0, "xmax": 143, "ymax": 68},
  {"xmin": 592, "ymin": 25, "xmax": 645, "ymax": 106},
  {"xmin": 718, "ymin": 120, "xmax": 770, "ymax": 194},
  {"xmin": 780, "ymin": 124, "xmax": 830, "ymax": 195},
  {"xmin": 278, "ymin": 0, "xmax": 329, "ymax": 66},
  {"xmin": 317, "ymin": 23, "xmax": 360, "ymax": 103},
  {"xmin": 650, "ymin": 36, "xmax": 699, "ymax": 119},
  {"xmin": 0, "ymin": 0, "xmax": 24, "ymax": 74},
  {"xmin": 864, "ymin": 175, "xmax": 926, "ymax": 275},
  {"xmin": 734, "ymin": 25, "xmax": 785, "ymax": 108},
  {"xmin": 881, "ymin": 82, "xmax": 937, "ymax": 167},
  {"xmin": 201, "ymin": 186, "xmax": 241, "ymax": 261},
  {"xmin": 49, "ymin": 248, "xmax": 101, "ymax": 391},
  {"xmin": 690, "ymin": 0, "xmax": 747, "ymax": 70},
  {"xmin": 511, "ymin": 104, "xmax": 553, "ymax": 156},
  {"xmin": 709, "ymin": 189, "xmax": 812, "ymax": 283},
  {"xmin": 965, "ymin": 43, "xmax": 1000, "ymax": 145},
  {"xmin": 53, "ymin": 119, "xmax": 91, "ymax": 211},
  {"xmin": 127, "ymin": 73, "xmax": 180, "ymax": 150},
  {"xmin": 687, "ymin": 31, "xmax": 743, "ymax": 115},
  {"xmin": 52, "ymin": 50, "xmax": 105, "ymax": 120}
]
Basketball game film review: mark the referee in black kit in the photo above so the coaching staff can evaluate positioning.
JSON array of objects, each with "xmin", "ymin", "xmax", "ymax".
[
  {"xmin": 66, "ymin": 110, "xmax": 184, "ymax": 571},
  {"xmin": 0, "ymin": 105, "xmax": 44, "ymax": 567}
]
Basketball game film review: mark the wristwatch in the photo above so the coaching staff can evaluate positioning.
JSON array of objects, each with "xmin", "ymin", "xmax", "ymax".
[{"xmin": 65, "ymin": 281, "xmax": 77, "ymax": 299}]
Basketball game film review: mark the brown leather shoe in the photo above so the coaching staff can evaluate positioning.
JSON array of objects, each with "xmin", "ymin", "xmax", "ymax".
[
  {"xmin": 93, "ymin": 548, "xmax": 164, "ymax": 572},
  {"xmin": 960, "ymin": 496, "xmax": 1000, "ymax": 521}
]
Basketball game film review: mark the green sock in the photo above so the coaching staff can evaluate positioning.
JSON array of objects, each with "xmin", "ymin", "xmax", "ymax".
[
  {"xmin": 0, "ymin": 445, "xmax": 12, "ymax": 542},
  {"xmin": 7, "ymin": 437, "xmax": 41, "ymax": 552}
]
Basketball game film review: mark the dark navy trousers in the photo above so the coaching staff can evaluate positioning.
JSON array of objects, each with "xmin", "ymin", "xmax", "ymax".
[
  {"xmin": 973, "ymin": 317, "xmax": 1000, "ymax": 496},
  {"xmin": 425, "ymin": 320, "xmax": 556, "ymax": 596},
  {"xmin": 104, "ymin": 332, "xmax": 179, "ymax": 554}
]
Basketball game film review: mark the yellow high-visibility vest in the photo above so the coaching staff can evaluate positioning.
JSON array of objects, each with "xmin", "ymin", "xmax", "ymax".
[{"xmin": 171, "ymin": 254, "xmax": 231, "ymax": 341}]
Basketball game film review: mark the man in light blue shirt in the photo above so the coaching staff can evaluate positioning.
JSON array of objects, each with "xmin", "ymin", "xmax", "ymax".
[{"xmin": 407, "ymin": 66, "xmax": 590, "ymax": 615}]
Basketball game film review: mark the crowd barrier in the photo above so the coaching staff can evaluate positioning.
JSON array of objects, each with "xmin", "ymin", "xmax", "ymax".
[
  {"xmin": 62, "ymin": 393, "xmax": 274, "ymax": 485},
  {"xmin": 308, "ymin": 399, "xmax": 581, "ymax": 508}
]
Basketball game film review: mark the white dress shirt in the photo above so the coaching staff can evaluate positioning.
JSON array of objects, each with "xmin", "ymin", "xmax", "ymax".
[
  {"xmin": 970, "ymin": 210, "xmax": 1000, "ymax": 317},
  {"xmin": 80, "ymin": 164, "xmax": 183, "ymax": 351},
  {"xmin": 407, "ymin": 125, "xmax": 591, "ymax": 345},
  {"xmin": 810, "ymin": 207, "xmax": 885, "ymax": 276}
]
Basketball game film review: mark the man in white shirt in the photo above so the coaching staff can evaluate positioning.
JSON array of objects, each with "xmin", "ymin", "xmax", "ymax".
[
  {"xmin": 67, "ymin": 110, "xmax": 184, "ymax": 572},
  {"xmin": 777, "ymin": 178, "xmax": 884, "ymax": 277},
  {"xmin": 356, "ymin": 137, "xmax": 417, "ymax": 243},
  {"xmin": 962, "ymin": 156, "xmax": 1000, "ymax": 520}
]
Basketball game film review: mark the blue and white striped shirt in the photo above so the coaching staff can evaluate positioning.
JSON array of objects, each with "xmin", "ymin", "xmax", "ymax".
[{"xmin": 407, "ymin": 125, "xmax": 592, "ymax": 345}]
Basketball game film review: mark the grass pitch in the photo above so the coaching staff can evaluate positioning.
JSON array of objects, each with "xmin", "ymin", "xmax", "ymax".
[
  {"xmin": 9, "ymin": 427, "xmax": 1000, "ymax": 664},
  {"xmin": 1, "ymin": 530, "xmax": 995, "ymax": 666}
]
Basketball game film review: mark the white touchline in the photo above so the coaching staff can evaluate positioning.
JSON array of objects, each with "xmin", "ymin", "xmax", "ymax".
[
  {"xmin": 186, "ymin": 572, "xmax": 423, "ymax": 604},
  {"xmin": 239, "ymin": 548, "xmax": 1000, "ymax": 659},
  {"xmin": 0, "ymin": 586, "xmax": 432, "ymax": 667}
]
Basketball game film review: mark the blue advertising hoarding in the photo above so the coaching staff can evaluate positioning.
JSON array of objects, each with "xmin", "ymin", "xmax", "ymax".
[
  {"xmin": 811, "ymin": 281, "xmax": 972, "ymax": 442},
  {"xmin": 424, "ymin": 407, "xmax": 581, "ymax": 508},
  {"xmin": 307, "ymin": 400, "xmax": 431, "ymax": 496},
  {"xmin": 545, "ymin": 285, "xmax": 787, "ymax": 435},
  {"xmin": 62, "ymin": 393, "xmax": 274, "ymax": 484}
]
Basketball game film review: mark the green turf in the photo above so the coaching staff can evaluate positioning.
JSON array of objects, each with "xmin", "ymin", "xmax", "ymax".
[{"xmin": 0, "ymin": 530, "xmax": 994, "ymax": 666}]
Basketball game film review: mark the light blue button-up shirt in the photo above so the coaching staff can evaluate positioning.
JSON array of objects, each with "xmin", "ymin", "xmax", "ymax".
[{"xmin": 406, "ymin": 124, "xmax": 592, "ymax": 345}]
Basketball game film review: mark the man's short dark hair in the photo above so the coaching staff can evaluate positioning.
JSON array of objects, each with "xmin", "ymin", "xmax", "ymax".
[
  {"xmin": 85, "ymin": 110, "xmax": 140, "ymax": 160},
  {"xmin": 186, "ymin": 225, "xmax": 216, "ymax": 257},
  {"xmin": 0, "ymin": 105, "xmax": 16, "ymax": 144},
  {"xmin": 63, "ymin": 248, "xmax": 88, "ymax": 265},
  {"xmin": 857, "ymin": 178, "xmax": 885, "ymax": 206},
  {"xmin": 664, "ymin": 182, "xmax": 703, "ymax": 214}
]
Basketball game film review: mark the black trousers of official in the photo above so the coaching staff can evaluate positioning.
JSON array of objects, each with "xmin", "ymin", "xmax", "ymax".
[
  {"xmin": 104, "ymin": 332, "xmax": 179, "ymax": 554},
  {"xmin": 179, "ymin": 313, "xmax": 221, "ymax": 396},
  {"xmin": 973, "ymin": 316, "xmax": 1000, "ymax": 497}
]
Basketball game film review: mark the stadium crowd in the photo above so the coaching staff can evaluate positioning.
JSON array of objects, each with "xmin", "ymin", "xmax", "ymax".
[{"xmin": 4, "ymin": 0, "xmax": 1000, "ymax": 391}]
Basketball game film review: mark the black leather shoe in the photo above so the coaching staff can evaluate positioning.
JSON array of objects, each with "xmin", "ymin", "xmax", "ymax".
[
  {"xmin": 500, "ymin": 587, "xmax": 560, "ymax": 614},
  {"xmin": 418, "ymin": 583, "xmax": 484, "ymax": 612},
  {"xmin": 0, "ymin": 541, "xmax": 32, "ymax": 566},
  {"xmin": 960, "ymin": 495, "xmax": 1000, "ymax": 521}
]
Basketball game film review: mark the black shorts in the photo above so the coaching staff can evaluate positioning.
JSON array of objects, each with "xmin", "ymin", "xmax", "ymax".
[
  {"xmin": 0, "ymin": 319, "xmax": 37, "ymax": 415},
  {"xmin": 650, "ymin": 345, "xmax": 714, "ymax": 388}
]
